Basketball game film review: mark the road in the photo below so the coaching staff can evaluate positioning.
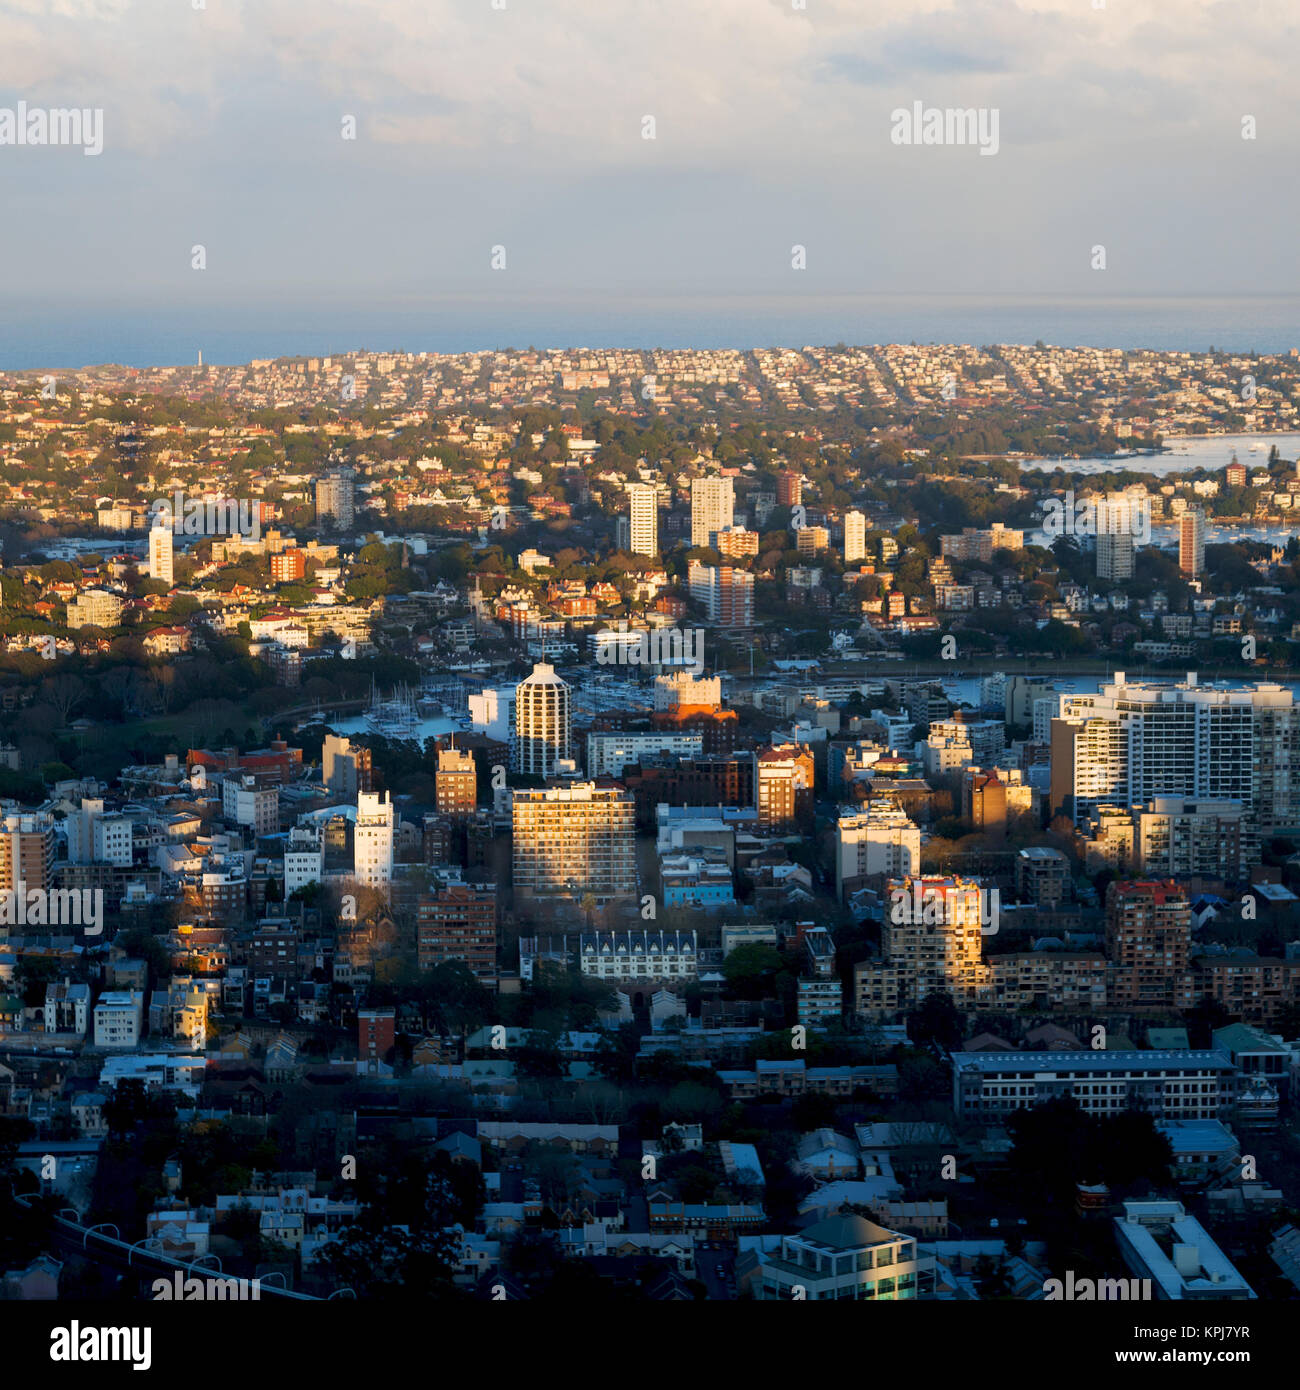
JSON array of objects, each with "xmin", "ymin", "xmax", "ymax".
[{"xmin": 695, "ymin": 1246, "xmax": 735, "ymax": 1300}]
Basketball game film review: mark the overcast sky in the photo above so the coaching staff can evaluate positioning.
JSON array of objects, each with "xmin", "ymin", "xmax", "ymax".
[{"xmin": 1, "ymin": 0, "xmax": 1297, "ymax": 363}]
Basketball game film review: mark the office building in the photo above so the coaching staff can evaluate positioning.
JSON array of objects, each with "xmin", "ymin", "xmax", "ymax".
[{"xmin": 514, "ymin": 662, "xmax": 572, "ymax": 776}]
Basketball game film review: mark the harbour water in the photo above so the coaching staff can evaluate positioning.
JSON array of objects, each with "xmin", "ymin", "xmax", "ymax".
[{"xmin": 1021, "ymin": 432, "xmax": 1300, "ymax": 478}]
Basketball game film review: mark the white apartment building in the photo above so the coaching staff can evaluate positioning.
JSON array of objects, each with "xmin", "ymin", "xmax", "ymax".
[
  {"xmin": 687, "ymin": 561, "xmax": 754, "ymax": 627},
  {"xmin": 653, "ymin": 672, "xmax": 721, "ymax": 712},
  {"xmin": 314, "ymin": 468, "xmax": 356, "ymax": 529},
  {"xmin": 66, "ymin": 800, "xmax": 133, "ymax": 867},
  {"xmin": 576, "ymin": 930, "xmax": 698, "ymax": 983},
  {"xmin": 1051, "ymin": 673, "xmax": 1300, "ymax": 834},
  {"xmin": 626, "ymin": 482, "xmax": 659, "ymax": 557},
  {"xmin": 284, "ymin": 825, "xmax": 324, "ymax": 895},
  {"xmin": 67, "ymin": 590, "xmax": 123, "ymax": 629},
  {"xmin": 690, "ymin": 476, "xmax": 734, "ymax": 548},
  {"xmin": 514, "ymin": 663, "xmax": 572, "ymax": 776},
  {"xmin": 585, "ymin": 731, "xmax": 703, "ymax": 778},
  {"xmin": 923, "ymin": 729, "xmax": 975, "ymax": 780},
  {"xmin": 843, "ymin": 510, "xmax": 867, "ymax": 563},
  {"xmin": 1096, "ymin": 529, "xmax": 1134, "ymax": 580},
  {"xmin": 93, "ymin": 989, "xmax": 145, "ymax": 1049},
  {"xmin": 222, "ymin": 777, "xmax": 280, "ymax": 838},
  {"xmin": 835, "ymin": 802, "xmax": 922, "ymax": 899},
  {"xmin": 353, "ymin": 790, "xmax": 395, "ymax": 889},
  {"xmin": 148, "ymin": 524, "xmax": 174, "ymax": 585},
  {"xmin": 468, "ymin": 686, "xmax": 514, "ymax": 743}
]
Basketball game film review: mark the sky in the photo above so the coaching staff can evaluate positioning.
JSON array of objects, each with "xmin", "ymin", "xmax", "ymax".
[{"xmin": 1, "ymin": 0, "xmax": 1297, "ymax": 365}]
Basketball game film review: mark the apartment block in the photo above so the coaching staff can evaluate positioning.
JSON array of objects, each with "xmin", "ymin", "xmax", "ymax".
[
  {"xmin": 511, "ymin": 782, "xmax": 637, "ymax": 905},
  {"xmin": 952, "ymin": 1051, "xmax": 1237, "ymax": 1122},
  {"xmin": 417, "ymin": 883, "xmax": 498, "ymax": 979}
]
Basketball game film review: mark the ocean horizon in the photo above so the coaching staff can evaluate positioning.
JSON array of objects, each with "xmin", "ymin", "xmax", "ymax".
[{"xmin": 2, "ymin": 294, "xmax": 1297, "ymax": 373}]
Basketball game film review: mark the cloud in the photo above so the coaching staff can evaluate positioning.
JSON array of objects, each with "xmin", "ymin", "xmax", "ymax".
[{"xmin": 0, "ymin": 0, "xmax": 1296, "ymax": 318}]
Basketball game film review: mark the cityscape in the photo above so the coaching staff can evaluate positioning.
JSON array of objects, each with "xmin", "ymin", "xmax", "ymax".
[
  {"xmin": 1, "ymin": 348, "xmax": 1299, "ymax": 1328},
  {"xmin": 2, "ymin": 0, "xmax": 1294, "ymax": 1370}
]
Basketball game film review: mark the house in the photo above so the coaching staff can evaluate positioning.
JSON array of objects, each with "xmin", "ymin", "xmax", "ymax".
[
  {"xmin": 794, "ymin": 1129, "xmax": 860, "ymax": 1180},
  {"xmin": 432, "ymin": 1130, "xmax": 482, "ymax": 1166},
  {"xmin": 1, "ymin": 1254, "xmax": 62, "ymax": 1300},
  {"xmin": 475, "ymin": 1122, "xmax": 618, "ymax": 1155},
  {"xmin": 70, "ymin": 1091, "xmax": 108, "ymax": 1138}
]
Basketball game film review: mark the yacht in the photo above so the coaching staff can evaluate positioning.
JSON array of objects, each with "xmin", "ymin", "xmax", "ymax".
[{"xmin": 365, "ymin": 683, "xmax": 420, "ymax": 740}]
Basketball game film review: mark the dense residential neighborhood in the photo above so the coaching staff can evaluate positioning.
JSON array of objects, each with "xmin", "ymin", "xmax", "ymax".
[{"xmin": 0, "ymin": 355, "xmax": 1298, "ymax": 1313}]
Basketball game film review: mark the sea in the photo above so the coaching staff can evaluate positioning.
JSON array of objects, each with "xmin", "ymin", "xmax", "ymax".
[{"xmin": 3, "ymin": 295, "xmax": 1298, "ymax": 371}]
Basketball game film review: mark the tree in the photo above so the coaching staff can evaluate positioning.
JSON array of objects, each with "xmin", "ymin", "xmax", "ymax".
[
  {"xmin": 907, "ymin": 991, "xmax": 964, "ymax": 1051},
  {"xmin": 514, "ymin": 1034, "xmax": 564, "ymax": 1080},
  {"xmin": 314, "ymin": 1153, "xmax": 464, "ymax": 1299},
  {"xmin": 791, "ymin": 1091, "xmax": 838, "ymax": 1131},
  {"xmin": 721, "ymin": 943, "xmax": 789, "ymax": 1001},
  {"xmin": 40, "ymin": 674, "xmax": 89, "ymax": 724}
]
